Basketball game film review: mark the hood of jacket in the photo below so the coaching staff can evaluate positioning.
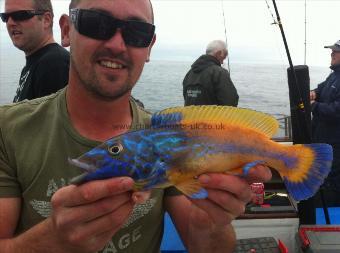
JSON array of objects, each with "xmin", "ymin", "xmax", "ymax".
[{"xmin": 191, "ymin": 54, "xmax": 220, "ymax": 73}]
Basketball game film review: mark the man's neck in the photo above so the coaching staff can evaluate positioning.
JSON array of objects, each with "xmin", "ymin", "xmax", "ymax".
[
  {"xmin": 25, "ymin": 35, "xmax": 55, "ymax": 56},
  {"xmin": 66, "ymin": 83, "xmax": 133, "ymax": 142}
]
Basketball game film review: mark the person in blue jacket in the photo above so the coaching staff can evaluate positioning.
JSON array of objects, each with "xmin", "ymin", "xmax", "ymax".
[{"xmin": 311, "ymin": 40, "xmax": 340, "ymax": 206}]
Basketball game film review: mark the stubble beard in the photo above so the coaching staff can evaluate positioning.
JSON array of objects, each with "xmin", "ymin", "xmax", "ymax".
[{"xmin": 71, "ymin": 55, "xmax": 134, "ymax": 101}]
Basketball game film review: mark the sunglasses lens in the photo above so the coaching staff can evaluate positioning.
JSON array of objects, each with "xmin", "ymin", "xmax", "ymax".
[
  {"xmin": 72, "ymin": 9, "xmax": 155, "ymax": 47},
  {"xmin": 0, "ymin": 13, "xmax": 7, "ymax": 22},
  {"xmin": 123, "ymin": 21, "xmax": 155, "ymax": 47},
  {"xmin": 0, "ymin": 10, "xmax": 35, "ymax": 22},
  {"xmin": 77, "ymin": 10, "xmax": 116, "ymax": 40},
  {"xmin": 12, "ymin": 11, "xmax": 34, "ymax": 21}
]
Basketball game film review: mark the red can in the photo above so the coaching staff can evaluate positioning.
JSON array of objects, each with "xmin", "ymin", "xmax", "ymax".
[{"xmin": 250, "ymin": 182, "xmax": 264, "ymax": 205}]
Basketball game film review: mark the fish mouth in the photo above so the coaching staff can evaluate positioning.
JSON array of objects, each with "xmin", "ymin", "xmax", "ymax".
[
  {"xmin": 68, "ymin": 158, "xmax": 97, "ymax": 172},
  {"xmin": 69, "ymin": 172, "xmax": 89, "ymax": 185}
]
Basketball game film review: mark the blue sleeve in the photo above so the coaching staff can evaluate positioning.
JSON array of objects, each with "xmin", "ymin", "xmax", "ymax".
[
  {"xmin": 314, "ymin": 79, "xmax": 327, "ymax": 97},
  {"xmin": 312, "ymin": 75, "xmax": 340, "ymax": 121}
]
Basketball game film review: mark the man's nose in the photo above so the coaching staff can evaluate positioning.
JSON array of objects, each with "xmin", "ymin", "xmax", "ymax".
[
  {"xmin": 103, "ymin": 28, "xmax": 127, "ymax": 53},
  {"xmin": 6, "ymin": 16, "xmax": 16, "ymax": 25}
]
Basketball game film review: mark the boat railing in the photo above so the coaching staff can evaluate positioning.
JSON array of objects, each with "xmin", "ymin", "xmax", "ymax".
[{"xmin": 272, "ymin": 115, "xmax": 292, "ymax": 142}]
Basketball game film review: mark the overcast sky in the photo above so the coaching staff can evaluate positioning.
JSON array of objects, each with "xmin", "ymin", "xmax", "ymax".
[
  {"xmin": 1, "ymin": 0, "xmax": 340, "ymax": 66},
  {"xmin": 150, "ymin": 0, "xmax": 340, "ymax": 66}
]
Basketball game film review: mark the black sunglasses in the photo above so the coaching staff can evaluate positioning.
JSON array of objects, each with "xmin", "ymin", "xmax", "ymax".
[
  {"xmin": 70, "ymin": 8, "xmax": 155, "ymax": 48},
  {"xmin": 0, "ymin": 10, "xmax": 46, "ymax": 23}
]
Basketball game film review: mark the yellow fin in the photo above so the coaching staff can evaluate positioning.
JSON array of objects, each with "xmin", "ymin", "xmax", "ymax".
[
  {"xmin": 157, "ymin": 105, "xmax": 279, "ymax": 138},
  {"xmin": 175, "ymin": 179, "xmax": 205, "ymax": 197}
]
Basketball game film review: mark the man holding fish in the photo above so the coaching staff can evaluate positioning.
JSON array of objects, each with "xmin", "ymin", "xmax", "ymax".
[{"xmin": 0, "ymin": 0, "xmax": 305, "ymax": 252}]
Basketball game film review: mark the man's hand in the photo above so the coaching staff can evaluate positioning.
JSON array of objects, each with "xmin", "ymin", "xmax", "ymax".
[
  {"xmin": 310, "ymin": 90, "xmax": 317, "ymax": 104},
  {"xmin": 193, "ymin": 165, "xmax": 271, "ymax": 225},
  {"xmin": 185, "ymin": 165, "xmax": 272, "ymax": 253},
  {"xmin": 50, "ymin": 177, "xmax": 135, "ymax": 253}
]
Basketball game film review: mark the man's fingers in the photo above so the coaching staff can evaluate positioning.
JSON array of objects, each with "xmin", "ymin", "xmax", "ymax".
[
  {"xmin": 310, "ymin": 91, "xmax": 316, "ymax": 100},
  {"xmin": 198, "ymin": 173, "xmax": 252, "ymax": 202},
  {"xmin": 132, "ymin": 191, "xmax": 151, "ymax": 204},
  {"xmin": 246, "ymin": 165, "xmax": 272, "ymax": 184},
  {"xmin": 59, "ymin": 201, "xmax": 134, "ymax": 250},
  {"xmin": 53, "ymin": 193, "xmax": 133, "ymax": 226},
  {"xmin": 52, "ymin": 177, "xmax": 134, "ymax": 207},
  {"xmin": 193, "ymin": 189, "xmax": 246, "ymax": 221}
]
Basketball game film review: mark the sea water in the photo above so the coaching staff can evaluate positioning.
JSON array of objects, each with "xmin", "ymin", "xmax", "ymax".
[
  {"xmin": 133, "ymin": 60, "xmax": 330, "ymax": 116},
  {"xmin": 0, "ymin": 55, "xmax": 330, "ymax": 116}
]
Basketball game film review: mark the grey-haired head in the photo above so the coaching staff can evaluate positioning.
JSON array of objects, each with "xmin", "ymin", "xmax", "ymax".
[{"xmin": 206, "ymin": 40, "xmax": 228, "ymax": 64}]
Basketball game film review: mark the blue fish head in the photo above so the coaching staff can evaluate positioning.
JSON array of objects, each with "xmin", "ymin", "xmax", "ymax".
[{"xmin": 69, "ymin": 129, "xmax": 188, "ymax": 189}]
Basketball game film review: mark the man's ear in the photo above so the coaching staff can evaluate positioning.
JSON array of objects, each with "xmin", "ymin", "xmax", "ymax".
[
  {"xmin": 43, "ymin": 11, "xmax": 53, "ymax": 30},
  {"xmin": 215, "ymin": 50, "xmax": 225, "ymax": 63},
  {"xmin": 146, "ymin": 34, "xmax": 156, "ymax": 62},
  {"xmin": 59, "ymin": 14, "xmax": 70, "ymax": 47}
]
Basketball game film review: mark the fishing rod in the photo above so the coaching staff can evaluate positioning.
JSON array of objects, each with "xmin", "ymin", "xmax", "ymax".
[
  {"xmin": 220, "ymin": 0, "xmax": 231, "ymax": 73},
  {"xmin": 304, "ymin": 0, "xmax": 307, "ymax": 65},
  {"xmin": 271, "ymin": 0, "xmax": 311, "ymax": 143}
]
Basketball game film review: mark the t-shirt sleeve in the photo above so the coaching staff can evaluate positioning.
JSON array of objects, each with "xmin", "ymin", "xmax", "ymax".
[{"xmin": 0, "ymin": 112, "xmax": 21, "ymax": 197}]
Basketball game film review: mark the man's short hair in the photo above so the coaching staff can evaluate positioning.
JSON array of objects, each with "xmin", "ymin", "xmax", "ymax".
[
  {"xmin": 69, "ymin": 0, "xmax": 154, "ymax": 24},
  {"xmin": 33, "ymin": 0, "xmax": 54, "ymax": 18},
  {"xmin": 69, "ymin": 0, "xmax": 81, "ymax": 9},
  {"xmin": 206, "ymin": 40, "xmax": 227, "ymax": 55},
  {"xmin": 32, "ymin": 0, "xmax": 54, "ymax": 30}
]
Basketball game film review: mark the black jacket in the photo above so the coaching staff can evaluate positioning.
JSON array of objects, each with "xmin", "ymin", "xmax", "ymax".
[{"xmin": 182, "ymin": 54, "xmax": 238, "ymax": 106}]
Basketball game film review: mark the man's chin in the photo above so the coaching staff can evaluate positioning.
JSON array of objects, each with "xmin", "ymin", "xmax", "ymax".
[{"xmin": 89, "ymin": 86, "xmax": 132, "ymax": 101}]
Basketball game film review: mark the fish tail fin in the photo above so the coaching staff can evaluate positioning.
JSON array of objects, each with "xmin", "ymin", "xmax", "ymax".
[{"xmin": 283, "ymin": 143, "xmax": 333, "ymax": 201}]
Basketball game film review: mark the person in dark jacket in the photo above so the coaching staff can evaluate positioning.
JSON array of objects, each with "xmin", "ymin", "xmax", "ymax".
[
  {"xmin": 1, "ymin": 0, "xmax": 69, "ymax": 102},
  {"xmin": 311, "ymin": 40, "xmax": 340, "ymax": 206},
  {"xmin": 182, "ymin": 40, "xmax": 239, "ymax": 106}
]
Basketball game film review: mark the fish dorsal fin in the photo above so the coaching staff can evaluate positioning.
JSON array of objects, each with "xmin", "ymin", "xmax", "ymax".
[{"xmin": 152, "ymin": 105, "xmax": 279, "ymax": 138}]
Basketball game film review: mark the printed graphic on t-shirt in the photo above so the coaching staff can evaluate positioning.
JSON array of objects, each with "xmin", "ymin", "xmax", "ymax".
[
  {"xmin": 13, "ymin": 70, "xmax": 30, "ymax": 102},
  {"xmin": 102, "ymin": 225, "xmax": 143, "ymax": 253}
]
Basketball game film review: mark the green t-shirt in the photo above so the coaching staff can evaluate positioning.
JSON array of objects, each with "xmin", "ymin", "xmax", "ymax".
[{"xmin": 0, "ymin": 88, "xmax": 166, "ymax": 253}]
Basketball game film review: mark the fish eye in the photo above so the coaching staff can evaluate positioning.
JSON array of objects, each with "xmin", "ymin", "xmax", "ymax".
[{"xmin": 108, "ymin": 143, "xmax": 123, "ymax": 156}]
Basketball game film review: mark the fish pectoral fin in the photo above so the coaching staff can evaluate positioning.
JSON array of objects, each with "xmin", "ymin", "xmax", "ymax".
[
  {"xmin": 189, "ymin": 188, "xmax": 209, "ymax": 199},
  {"xmin": 175, "ymin": 180, "xmax": 208, "ymax": 199}
]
